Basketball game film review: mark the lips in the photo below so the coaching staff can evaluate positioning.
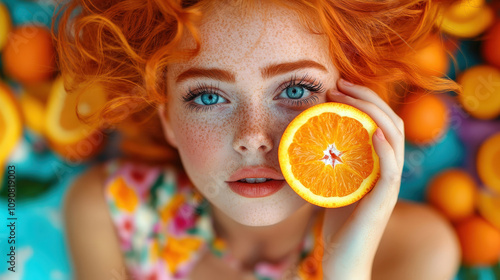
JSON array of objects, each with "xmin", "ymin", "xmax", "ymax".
[
  {"xmin": 226, "ymin": 166, "xmax": 287, "ymax": 198},
  {"xmin": 226, "ymin": 166, "xmax": 285, "ymax": 182},
  {"xmin": 226, "ymin": 180, "xmax": 286, "ymax": 198}
]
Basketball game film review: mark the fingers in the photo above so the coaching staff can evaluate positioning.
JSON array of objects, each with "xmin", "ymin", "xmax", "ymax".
[
  {"xmin": 337, "ymin": 79, "xmax": 404, "ymax": 135},
  {"xmin": 356, "ymin": 128, "xmax": 400, "ymax": 216},
  {"xmin": 325, "ymin": 129, "xmax": 400, "ymax": 260},
  {"xmin": 326, "ymin": 89, "xmax": 405, "ymax": 172},
  {"xmin": 320, "ymin": 128, "xmax": 401, "ymax": 274}
]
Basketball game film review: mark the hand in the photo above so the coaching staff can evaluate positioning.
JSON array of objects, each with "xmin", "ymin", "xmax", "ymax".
[{"xmin": 319, "ymin": 79, "xmax": 405, "ymax": 280}]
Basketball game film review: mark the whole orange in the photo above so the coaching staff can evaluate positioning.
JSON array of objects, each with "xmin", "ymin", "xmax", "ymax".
[
  {"xmin": 455, "ymin": 216, "xmax": 500, "ymax": 266},
  {"xmin": 482, "ymin": 21, "xmax": 500, "ymax": 69},
  {"xmin": 2, "ymin": 25, "xmax": 57, "ymax": 85},
  {"xmin": 397, "ymin": 93, "xmax": 448, "ymax": 145},
  {"xmin": 457, "ymin": 65, "xmax": 500, "ymax": 120},
  {"xmin": 410, "ymin": 35, "xmax": 449, "ymax": 77},
  {"xmin": 426, "ymin": 169, "xmax": 477, "ymax": 223}
]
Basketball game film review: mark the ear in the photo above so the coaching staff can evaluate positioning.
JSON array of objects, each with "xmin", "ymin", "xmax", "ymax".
[{"xmin": 158, "ymin": 104, "xmax": 178, "ymax": 149}]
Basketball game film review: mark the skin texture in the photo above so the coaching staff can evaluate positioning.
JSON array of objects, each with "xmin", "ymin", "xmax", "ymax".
[
  {"xmin": 161, "ymin": 2, "xmax": 338, "ymax": 227},
  {"xmin": 159, "ymin": 2, "xmax": 333, "ymax": 269},
  {"xmin": 58, "ymin": 1, "xmax": 461, "ymax": 280},
  {"xmin": 155, "ymin": 1, "xmax": 460, "ymax": 279}
]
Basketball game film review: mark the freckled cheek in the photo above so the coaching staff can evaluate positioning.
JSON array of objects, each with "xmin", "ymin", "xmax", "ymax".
[{"xmin": 174, "ymin": 117, "xmax": 229, "ymax": 172}]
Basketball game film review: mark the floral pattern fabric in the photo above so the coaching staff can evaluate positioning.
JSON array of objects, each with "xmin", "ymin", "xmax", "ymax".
[{"xmin": 103, "ymin": 159, "xmax": 325, "ymax": 280}]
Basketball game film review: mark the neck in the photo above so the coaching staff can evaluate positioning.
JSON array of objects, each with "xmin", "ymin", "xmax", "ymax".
[{"xmin": 210, "ymin": 203, "xmax": 320, "ymax": 270}]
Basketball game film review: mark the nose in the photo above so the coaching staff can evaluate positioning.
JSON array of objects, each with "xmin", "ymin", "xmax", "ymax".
[{"xmin": 232, "ymin": 105, "xmax": 274, "ymax": 155}]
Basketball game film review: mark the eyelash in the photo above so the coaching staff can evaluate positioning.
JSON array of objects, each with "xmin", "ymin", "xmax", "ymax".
[{"xmin": 181, "ymin": 74, "xmax": 325, "ymax": 112}]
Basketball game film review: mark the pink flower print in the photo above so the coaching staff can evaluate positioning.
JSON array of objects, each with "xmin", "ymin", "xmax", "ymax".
[
  {"xmin": 152, "ymin": 259, "xmax": 173, "ymax": 280},
  {"xmin": 116, "ymin": 214, "xmax": 134, "ymax": 251},
  {"xmin": 255, "ymin": 260, "xmax": 290, "ymax": 279},
  {"xmin": 153, "ymin": 222, "xmax": 161, "ymax": 234},
  {"xmin": 119, "ymin": 162, "xmax": 161, "ymax": 201},
  {"xmin": 169, "ymin": 204, "xmax": 196, "ymax": 236}
]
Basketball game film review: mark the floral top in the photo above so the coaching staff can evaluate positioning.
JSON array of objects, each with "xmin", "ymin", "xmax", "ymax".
[{"xmin": 103, "ymin": 159, "xmax": 325, "ymax": 280}]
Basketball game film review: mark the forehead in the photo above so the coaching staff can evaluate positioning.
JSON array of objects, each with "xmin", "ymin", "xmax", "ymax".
[{"xmin": 168, "ymin": 2, "xmax": 332, "ymax": 77}]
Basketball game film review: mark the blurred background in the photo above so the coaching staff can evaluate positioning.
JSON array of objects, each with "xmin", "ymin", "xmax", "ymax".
[{"xmin": 0, "ymin": 0, "xmax": 499, "ymax": 279}]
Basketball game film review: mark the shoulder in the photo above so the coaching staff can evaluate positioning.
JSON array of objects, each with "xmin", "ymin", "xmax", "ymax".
[
  {"xmin": 373, "ymin": 201, "xmax": 460, "ymax": 280},
  {"xmin": 64, "ymin": 163, "xmax": 107, "ymax": 218},
  {"xmin": 64, "ymin": 163, "xmax": 131, "ymax": 279}
]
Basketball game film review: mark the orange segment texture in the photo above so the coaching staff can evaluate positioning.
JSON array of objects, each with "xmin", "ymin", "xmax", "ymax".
[{"xmin": 279, "ymin": 102, "xmax": 379, "ymax": 208}]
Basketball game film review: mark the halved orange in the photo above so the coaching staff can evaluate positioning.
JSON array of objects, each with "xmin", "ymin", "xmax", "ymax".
[
  {"xmin": 0, "ymin": 83, "xmax": 23, "ymax": 189},
  {"xmin": 438, "ymin": 3, "xmax": 494, "ymax": 38},
  {"xmin": 0, "ymin": 82, "xmax": 23, "ymax": 165},
  {"xmin": 45, "ymin": 76, "xmax": 107, "ymax": 161},
  {"xmin": 20, "ymin": 91, "xmax": 46, "ymax": 135},
  {"xmin": 279, "ymin": 102, "xmax": 380, "ymax": 208}
]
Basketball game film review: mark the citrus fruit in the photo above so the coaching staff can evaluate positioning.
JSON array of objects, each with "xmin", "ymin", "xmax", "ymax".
[
  {"xmin": 2, "ymin": 25, "xmax": 57, "ymax": 84},
  {"xmin": 45, "ymin": 76, "xmax": 107, "ymax": 161},
  {"xmin": 438, "ymin": 4, "xmax": 494, "ymax": 38},
  {"xmin": 0, "ymin": 82, "xmax": 23, "ymax": 166},
  {"xmin": 409, "ymin": 34, "xmax": 449, "ymax": 77},
  {"xmin": 426, "ymin": 169, "xmax": 477, "ymax": 223},
  {"xmin": 455, "ymin": 216, "xmax": 500, "ymax": 266},
  {"xmin": 477, "ymin": 191, "xmax": 500, "ymax": 231},
  {"xmin": 477, "ymin": 132, "xmax": 500, "ymax": 193},
  {"xmin": 278, "ymin": 102, "xmax": 379, "ymax": 208},
  {"xmin": 482, "ymin": 21, "xmax": 500, "ymax": 72},
  {"xmin": 397, "ymin": 92, "xmax": 448, "ymax": 145},
  {"xmin": 23, "ymin": 79, "xmax": 53, "ymax": 102},
  {"xmin": 0, "ymin": 3, "xmax": 11, "ymax": 51},
  {"xmin": 19, "ymin": 91, "xmax": 46, "ymax": 135},
  {"xmin": 458, "ymin": 65, "xmax": 500, "ymax": 120},
  {"xmin": 446, "ymin": 0, "xmax": 485, "ymax": 22}
]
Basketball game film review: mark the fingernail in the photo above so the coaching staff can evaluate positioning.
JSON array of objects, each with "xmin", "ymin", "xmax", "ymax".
[
  {"xmin": 340, "ymin": 79, "xmax": 353, "ymax": 86},
  {"xmin": 376, "ymin": 128, "xmax": 386, "ymax": 141}
]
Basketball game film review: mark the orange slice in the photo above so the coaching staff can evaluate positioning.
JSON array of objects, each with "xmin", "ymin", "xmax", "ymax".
[
  {"xmin": 446, "ymin": 0, "xmax": 485, "ymax": 22},
  {"xmin": 438, "ymin": 4, "xmax": 494, "ymax": 38},
  {"xmin": 0, "ymin": 83, "xmax": 22, "ymax": 189},
  {"xmin": 0, "ymin": 83, "xmax": 23, "ymax": 165},
  {"xmin": 477, "ymin": 132, "xmax": 500, "ymax": 193},
  {"xmin": 20, "ymin": 91, "xmax": 46, "ymax": 135},
  {"xmin": 45, "ymin": 76, "xmax": 107, "ymax": 161},
  {"xmin": 279, "ymin": 102, "xmax": 380, "ymax": 208}
]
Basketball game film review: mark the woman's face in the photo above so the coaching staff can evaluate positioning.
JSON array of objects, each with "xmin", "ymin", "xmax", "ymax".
[{"xmin": 160, "ymin": 2, "xmax": 339, "ymax": 226}]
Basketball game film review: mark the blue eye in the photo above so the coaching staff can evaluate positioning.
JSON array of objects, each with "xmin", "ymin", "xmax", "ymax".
[
  {"xmin": 194, "ymin": 93, "xmax": 226, "ymax": 105},
  {"xmin": 285, "ymin": 86, "xmax": 305, "ymax": 99},
  {"xmin": 279, "ymin": 86, "xmax": 311, "ymax": 100}
]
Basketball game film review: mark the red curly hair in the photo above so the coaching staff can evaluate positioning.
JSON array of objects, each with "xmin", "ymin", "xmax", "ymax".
[{"xmin": 53, "ymin": 0, "xmax": 460, "ymax": 163}]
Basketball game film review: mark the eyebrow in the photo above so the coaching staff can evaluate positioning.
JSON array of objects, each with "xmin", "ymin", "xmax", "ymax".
[{"xmin": 175, "ymin": 59, "xmax": 328, "ymax": 83}]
